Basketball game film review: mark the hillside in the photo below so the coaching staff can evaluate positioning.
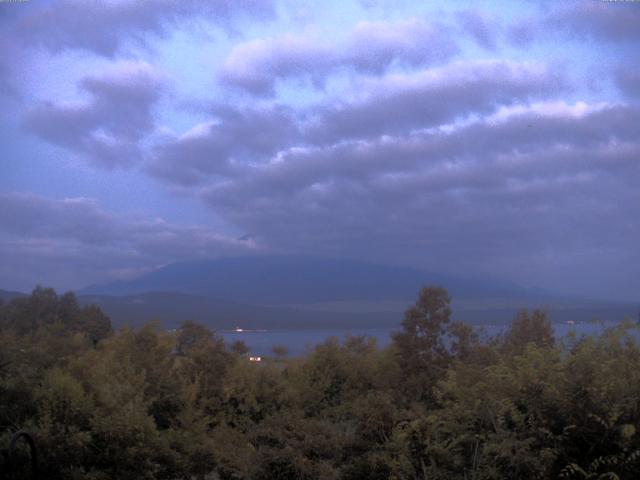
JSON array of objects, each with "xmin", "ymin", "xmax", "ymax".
[
  {"xmin": 0, "ymin": 288, "xmax": 26, "ymax": 303},
  {"xmin": 75, "ymin": 256, "xmax": 637, "ymax": 329},
  {"xmin": 80, "ymin": 255, "xmax": 541, "ymax": 304}
]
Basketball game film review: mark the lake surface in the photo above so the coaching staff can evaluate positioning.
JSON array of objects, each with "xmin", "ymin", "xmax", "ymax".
[{"xmin": 220, "ymin": 321, "xmax": 636, "ymax": 357}]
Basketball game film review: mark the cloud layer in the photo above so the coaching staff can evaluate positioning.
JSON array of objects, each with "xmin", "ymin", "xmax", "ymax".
[
  {"xmin": 1, "ymin": 1, "xmax": 639, "ymax": 299},
  {"xmin": 219, "ymin": 18, "xmax": 458, "ymax": 95},
  {"xmin": 10, "ymin": 0, "xmax": 275, "ymax": 57},
  {"xmin": 0, "ymin": 192, "xmax": 258, "ymax": 291},
  {"xmin": 23, "ymin": 61, "xmax": 164, "ymax": 167}
]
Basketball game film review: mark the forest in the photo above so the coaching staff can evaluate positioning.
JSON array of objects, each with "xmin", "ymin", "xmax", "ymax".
[{"xmin": 1, "ymin": 286, "xmax": 639, "ymax": 479}]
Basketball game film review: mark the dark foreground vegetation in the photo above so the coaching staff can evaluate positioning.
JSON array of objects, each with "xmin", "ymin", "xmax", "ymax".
[{"xmin": 1, "ymin": 287, "xmax": 639, "ymax": 479}]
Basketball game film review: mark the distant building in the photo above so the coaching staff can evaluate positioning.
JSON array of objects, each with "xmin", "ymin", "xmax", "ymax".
[{"xmin": 249, "ymin": 356, "xmax": 261, "ymax": 362}]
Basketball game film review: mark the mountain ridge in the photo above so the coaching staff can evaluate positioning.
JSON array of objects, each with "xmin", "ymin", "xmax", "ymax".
[{"xmin": 79, "ymin": 255, "xmax": 546, "ymax": 304}]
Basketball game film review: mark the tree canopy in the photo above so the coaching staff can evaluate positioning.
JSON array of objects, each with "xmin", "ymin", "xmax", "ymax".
[{"xmin": 1, "ymin": 286, "xmax": 639, "ymax": 479}]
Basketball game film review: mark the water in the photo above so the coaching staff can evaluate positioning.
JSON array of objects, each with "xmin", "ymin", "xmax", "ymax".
[
  {"xmin": 221, "ymin": 327, "xmax": 393, "ymax": 357},
  {"xmin": 219, "ymin": 321, "xmax": 636, "ymax": 357}
]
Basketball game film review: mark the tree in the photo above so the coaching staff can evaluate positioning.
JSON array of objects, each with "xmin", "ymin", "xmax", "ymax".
[
  {"xmin": 174, "ymin": 322, "xmax": 230, "ymax": 418},
  {"xmin": 231, "ymin": 340, "xmax": 250, "ymax": 355},
  {"xmin": 503, "ymin": 309, "xmax": 555, "ymax": 354},
  {"xmin": 176, "ymin": 320, "xmax": 213, "ymax": 355},
  {"xmin": 447, "ymin": 320, "xmax": 478, "ymax": 361},
  {"xmin": 272, "ymin": 344, "xmax": 289, "ymax": 359},
  {"xmin": 78, "ymin": 304, "xmax": 112, "ymax": 344},
  {"xmin": 392, "ymin": 286, "xmax": 452, "ymax": 403},
  {"xmin": 3, "ymin": 286, "xmax": 60, "ymax": 334},
  {"xmin": 0, "ymin": 288, "xmax": 112, "ymax": 344}
]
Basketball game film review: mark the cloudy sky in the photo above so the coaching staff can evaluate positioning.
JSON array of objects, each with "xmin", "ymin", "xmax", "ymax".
[{"xmin": 0, "ymin": 0, "xmax": 638, "ymax": 300}]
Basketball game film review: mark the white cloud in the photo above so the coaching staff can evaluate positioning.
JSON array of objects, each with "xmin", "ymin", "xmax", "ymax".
[{"xmin": 219, "ymin": 17, "xmax": 459, "ymax": 96}]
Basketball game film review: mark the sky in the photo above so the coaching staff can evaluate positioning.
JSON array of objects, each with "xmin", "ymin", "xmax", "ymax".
[{"xmin": 0, "ymin": 0, "xmax": 638, "ymax": 301}]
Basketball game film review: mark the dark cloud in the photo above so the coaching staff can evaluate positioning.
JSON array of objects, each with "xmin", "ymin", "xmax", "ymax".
[
  {"xmin": 615, "ymin": 68, "xmax": 640, "ymax": 100},
  {"xmin": 0, "ymin": 0, "xmax": 273, "ymax": 100},
  {"xmin": 9, "ymin": 0, "xmax": 275, "ymax": 57},
  {"xmin": 507, "ymin": 21, "xmax": 536, "ymax": 47},
  {"xmin": 307, "ymin": 60, "xmax": 565, "ymax": 143},
  {"xmin": 0, "ymin": 60, "xmax": 14, "ymax": 97},
  {"xmin": 508, "ymin": 2, "xmax": 640, "ymax": 47},
  {"xmin": 145, "ymin": 100, "xmax": 640, "ymax": 299},
  {"xmin": 0, "ymin": 192, "xmax": 259, "ymax": 291},
  {"xmin": 23, "ymin": 61, "xmax": 164, "ymax": 168},
  {"xmin": 199, "ymin": 103, "xmax": 639, "ymax": 204},
  {"xmin": 549, "ymin": 2, "xmax": 640, "ymax": 43},
  {"xmin": 3, "ymin": 1, "xmax": 639, "ymax": 300},
  {"xmin": 150, "ymin": 60, "xmax": 565, "ymax": 186},
  {"xmin": 148, "ymin": 104, "xmax": 299, "ymax": 185},
  {"xmin": 219, "ymin": 18, "xmax": 459, "ymax": 96},
  {"xmin": 455, "ymin": 10, "xmax": 499, "ymax": 50},
  {"xmin": 503, "ymin": 3, "xmax": 640, "ymax": 107},
  {"xmin": 0, "ymin": 36, "xmax": 26, "ymax": 99}
]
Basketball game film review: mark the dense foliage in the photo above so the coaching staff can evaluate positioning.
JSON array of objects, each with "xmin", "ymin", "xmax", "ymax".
[{"xmin": 1, "ymin": 286, "xmax": 639, "ymax": 479}]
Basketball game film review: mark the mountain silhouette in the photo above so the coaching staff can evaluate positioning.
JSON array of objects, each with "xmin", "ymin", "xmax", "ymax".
[{"xmin": 79, "ymin": 255, "xmax": 534, "ymax": 304}]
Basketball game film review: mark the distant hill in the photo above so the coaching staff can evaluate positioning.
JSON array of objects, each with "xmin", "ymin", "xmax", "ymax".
[
  {"xmin": 4, "ymin": 256, "xmax": 637, "ymax": 330},
  {"xmin": 0, "ymin": 288, "xmax": 27, "ymax": 303},
  {"xmin": 75, "ymin": 255, "xmax": 638, "ymax": 329},
  {"xmin": 79, "ymin": 255, "xmax": 540, "ymax": 304}
]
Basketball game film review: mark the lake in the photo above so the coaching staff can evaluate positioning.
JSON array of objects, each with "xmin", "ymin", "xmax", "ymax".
[{"xmin": 219, "ymin": 321, "xmax": 636, "ymax": 357}]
